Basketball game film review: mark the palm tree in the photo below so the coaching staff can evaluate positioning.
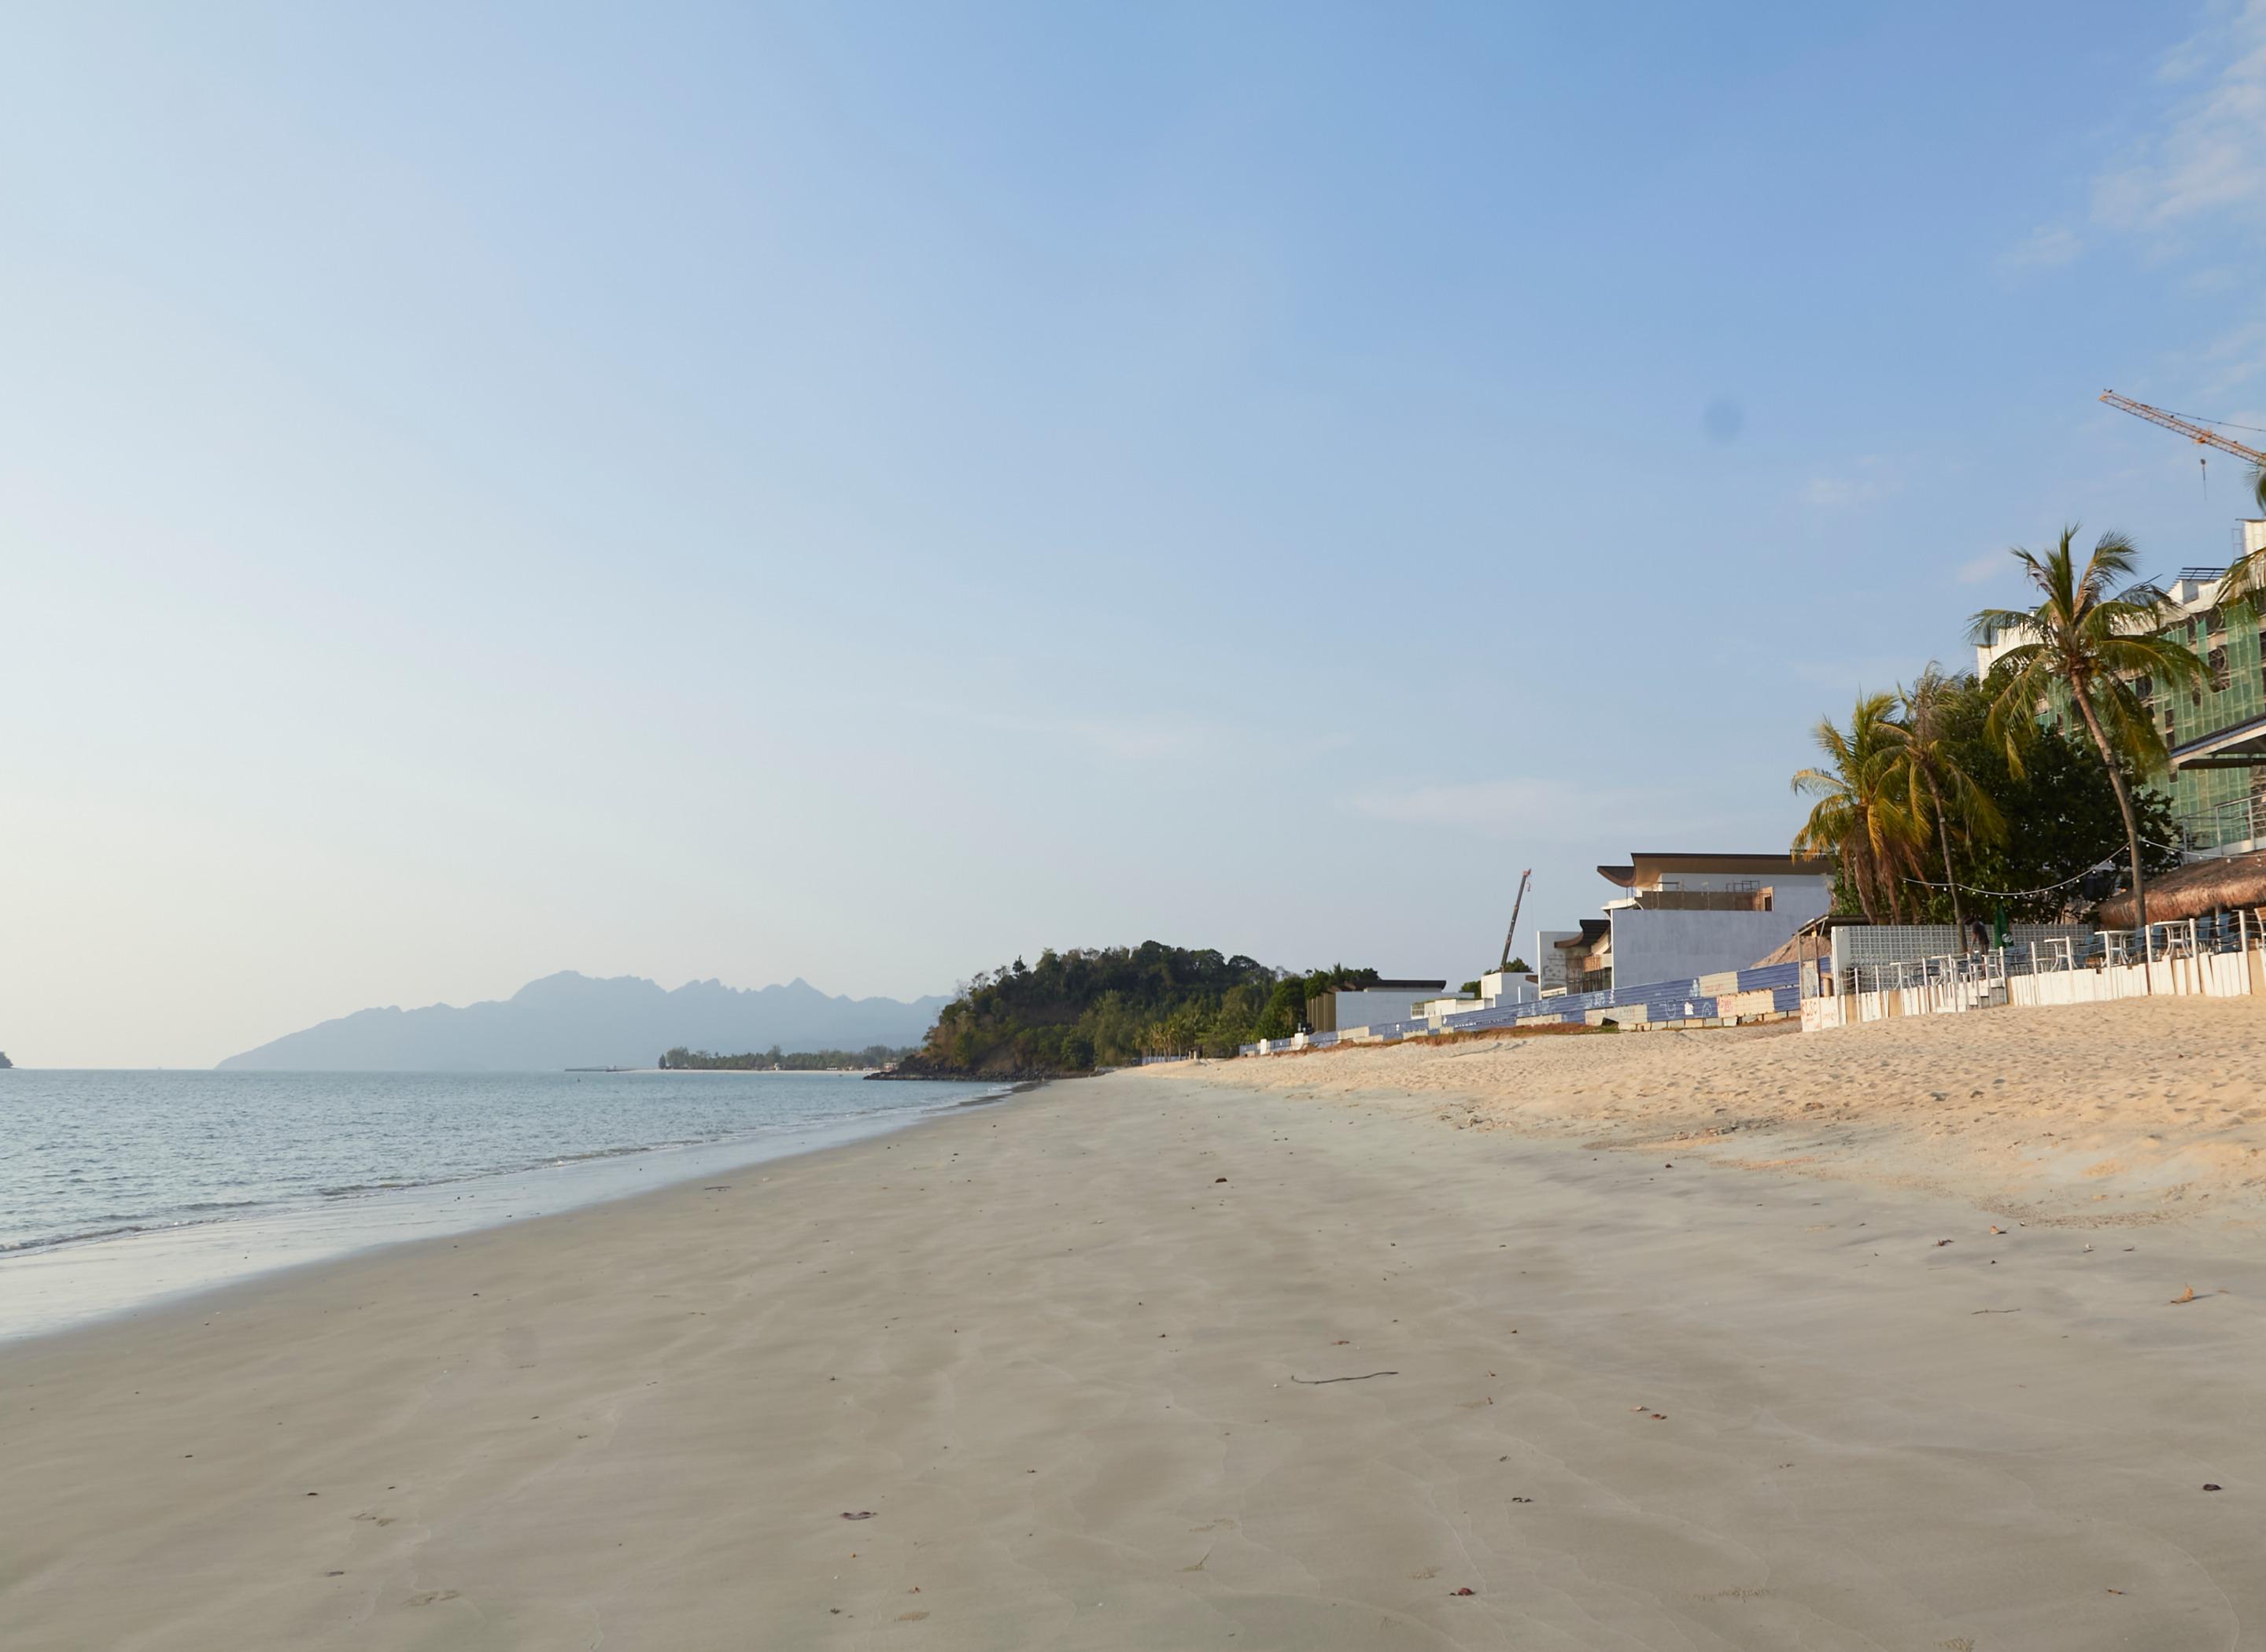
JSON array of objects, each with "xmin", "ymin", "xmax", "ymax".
[
  {"xmin": 1792, "ymin": 691, "xmax": 1922, "ymax": 924},
  {"xmin": 1969, "ymin": 527, "xmax": 2207, "ymax": 944},
  {"xmin": 1882, "ymin": 667, "xmax": 2004, "ymax": 935},
  {"xmin": 2212, "ymin": 465, "xmax": 2266, "ymax": 615}
]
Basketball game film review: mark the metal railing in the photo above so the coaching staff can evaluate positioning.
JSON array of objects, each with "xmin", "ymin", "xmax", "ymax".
[
  {"xmin": 1836, "ymin": 916, "xmax": 2256, "ymax": 994},
  {"xmin": 2178, "ymin": 791, "xmax": 2266, "ymax": 855},
  {"xmin": 1631, "ymin": 889, "xmax": 1773, "ymax": 912},
  {"xmin": 1840, "ymin": 949, "xmax": 2011, "ymax": 998},
  {"xmin": 2091, "ymin": 916, "xmax": 2250, "ymax": 964}
]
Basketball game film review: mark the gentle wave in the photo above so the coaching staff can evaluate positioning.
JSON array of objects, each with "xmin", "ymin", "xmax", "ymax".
[
  {"xmin": 0, "ymin": 1070, "xmax": 1007, "ymax": 1265},
  {"xmin": 0, "ymin": 1214, "xmax": 239, "ymax": 1254}
]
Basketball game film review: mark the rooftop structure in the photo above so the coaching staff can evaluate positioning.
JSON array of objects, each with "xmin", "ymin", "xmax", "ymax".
[
  {"xmin": 1540, "ymin": 852, "xmax": 1836, "ymax": 994},
  {"xmin": 1412, "ymin": 968, "xmax": 1540, "ymax": 1028},
  {"xmin": 1302, "ymin": 980, "xmax": 1447, "ymax": 1036}
]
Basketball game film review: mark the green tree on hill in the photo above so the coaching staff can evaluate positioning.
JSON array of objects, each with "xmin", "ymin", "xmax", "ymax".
[{"xmin": 896, "ymin": 945, "xmax": 1382, "ymax": 1075}]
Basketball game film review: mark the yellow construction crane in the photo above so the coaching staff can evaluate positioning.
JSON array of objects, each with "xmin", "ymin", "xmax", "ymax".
[
  {"xmin": 2099, "ymin": 389, "xmax": 2266, "ymax": 471},
  {"xmin": 2099, "ymin": 389, "xmax": 2266, "ymax": 609}
]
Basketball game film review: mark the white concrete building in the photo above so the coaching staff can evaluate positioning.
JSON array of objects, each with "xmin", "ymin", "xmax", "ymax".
[
  {"xmin": 1534, "ymin": 930, "xmax": 1580, "ymax": 994},
  {"xmin": 1545, "ymin": 852, "xmax": 1836, "ymax": 992},
  {"xmin": 1303, "ymin": 979, "xmax": 1448, "ymax": 1034},
  {"xmin": 1413, "ymin": 968, "xmax": 1539, "ymax": 1027}
]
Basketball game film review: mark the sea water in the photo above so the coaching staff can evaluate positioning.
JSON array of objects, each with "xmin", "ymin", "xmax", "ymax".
[{"xmin": 0, "ymin": 1068, "xmax": 1001, "ymax": 1340}]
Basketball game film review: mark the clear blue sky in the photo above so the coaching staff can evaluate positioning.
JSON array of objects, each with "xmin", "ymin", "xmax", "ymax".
[{"xmin": 7, "ymin": 2, "xmax": 2265, "ymax": 1064}]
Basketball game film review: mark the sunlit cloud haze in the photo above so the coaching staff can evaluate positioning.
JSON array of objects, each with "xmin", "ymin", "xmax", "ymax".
[{"xmin": 6, "ymin": 2, "xmax": 2266, "ymax": 1064}]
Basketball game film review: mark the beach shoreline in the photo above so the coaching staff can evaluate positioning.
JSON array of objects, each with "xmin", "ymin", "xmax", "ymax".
[
  {"xmin": 11, "ymin": 1016, "xmax": 2266, "ymax": 1648},
  {"xmin": 0, "ymin": 1072, "xmax": 1006, "ymax": 1344}
]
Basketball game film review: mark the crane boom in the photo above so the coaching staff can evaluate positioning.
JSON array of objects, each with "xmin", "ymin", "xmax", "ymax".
[
  {"xmin": 2099, "ymin": 389, "xmax": 2266, "ymax": 467},
  {"xmin": 1498, "ymin": 868, "xmax": 1530, "ymax": 973}
]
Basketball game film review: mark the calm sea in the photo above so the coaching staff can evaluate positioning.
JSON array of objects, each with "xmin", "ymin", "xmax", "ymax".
[{"xmin": 0, "ymin": 1068, "xmax": 1002, "ymax": 1340}]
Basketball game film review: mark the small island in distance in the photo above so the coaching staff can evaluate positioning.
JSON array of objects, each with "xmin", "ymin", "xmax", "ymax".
[{"xmin": 658, "ymin": 1044, "xmax": 913, "ymax": 1071}]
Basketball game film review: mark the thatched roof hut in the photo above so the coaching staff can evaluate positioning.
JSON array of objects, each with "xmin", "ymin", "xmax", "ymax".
[
  {"xmin": 2093, "ymin": 850, "xmax": 2266, "ymax": 927},
  {"xmin": 1754, "ymin": 912, "xmax": 1840, "ymax": 969}
]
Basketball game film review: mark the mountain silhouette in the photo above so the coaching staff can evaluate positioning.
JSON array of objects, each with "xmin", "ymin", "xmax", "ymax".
[{"xmin": 216, "ymin": 972, "xmax": 947, "ymax": 1071}]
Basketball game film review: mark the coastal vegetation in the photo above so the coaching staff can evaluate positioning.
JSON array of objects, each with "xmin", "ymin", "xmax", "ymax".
[
  {"xmin": 659, "ymin": 1045, "xmax": 911, "ymax": 1071},
  {"xmin": 1795, "ymin": 529, "xmax": 2201, "ymax": 926},
  {"xmin": 1970, "ymin": 529, "xmax": 2211, "ymax": 935},
  {"xmin": 1793, "ymin": 691, "xmax": 1922, "ymax": 924},
  {"xmin": 894, "ymin": 943, "xmax": 1378, "ymax": 1076}
]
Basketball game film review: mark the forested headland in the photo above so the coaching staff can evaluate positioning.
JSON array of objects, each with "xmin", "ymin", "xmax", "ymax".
[
  {"xmin": 659, "ymin": 1045, "xmax": 913, "ymax": 1071},
  {"xmin": 891, "ymin": 942, "xmax": 1378, "ymax": 1078}
]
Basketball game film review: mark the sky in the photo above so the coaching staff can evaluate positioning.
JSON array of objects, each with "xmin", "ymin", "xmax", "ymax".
[{"xmin": 8, "ymin": 2, "xmax": 2266, "ymax": 1066}]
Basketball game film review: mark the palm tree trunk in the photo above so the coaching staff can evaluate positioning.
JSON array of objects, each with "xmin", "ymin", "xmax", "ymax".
[
  {"xmin": 1926, "ymin": 773, "xmax": 1964, "ymax": 935},
  {"xmin": 2071, "ymin": 685, "xmax": 2150, "ymax": 977},
  {"xmin": 1840, "ymin": 846, "xmax": 1872, "ymax": 922},
  {"xmin": 1878, "ymin": 831, "xmax": 1906, "ymax": 924}
]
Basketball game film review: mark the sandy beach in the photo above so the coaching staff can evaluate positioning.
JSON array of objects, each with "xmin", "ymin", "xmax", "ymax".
[
  {"xmin": 1205, "ymin": 996, "xmax": 2266, "ymax": 1225},
  {"xmin": 9, "ymin": 999, "xmax": 2266, "ymax": 1649}
]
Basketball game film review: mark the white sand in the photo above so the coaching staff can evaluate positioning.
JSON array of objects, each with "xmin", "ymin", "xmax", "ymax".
[
  {"xmin": 1206, "ymin": 996, "xmax": 2266, "ymax": 1224},
  {"xmin": 9, "ymin": 1007, "xmax": 2266, "ymax": 1649}
]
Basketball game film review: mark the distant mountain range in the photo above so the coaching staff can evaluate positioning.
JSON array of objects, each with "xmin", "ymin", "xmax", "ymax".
[{"xmin": 216, "ymin": 972, "xmax": 949, "ymax": 1072}]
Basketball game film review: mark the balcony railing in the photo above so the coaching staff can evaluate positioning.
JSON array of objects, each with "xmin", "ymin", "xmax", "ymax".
[
  {"xmin": 1631, "ymin": 888, "xmax": 1773, "ymax": 912},
  {"xmin": 2177, "ymin": 791, "xmax": 2266, "ymax": 855}
]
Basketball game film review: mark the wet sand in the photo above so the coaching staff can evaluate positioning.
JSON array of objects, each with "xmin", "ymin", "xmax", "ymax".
[{"xmin": 9, "ymin": 1043, "xmax": 2266, "ymax": 1649}]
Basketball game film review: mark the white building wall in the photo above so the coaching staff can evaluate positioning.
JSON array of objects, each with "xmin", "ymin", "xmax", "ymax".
[
  {"xmin": 1533, "ymin": 931, "xmax": 1578, "ymax": 994},
  {"xmin": 1325, "ymin": 989, "xmax": 1432, "ymax": 1029},
  {"xmin": 1608, "ymin": 883, "xmax": 1833, "ymax": 985},
  {"xmin": 1478, "ymin": 969, "xmax": 1537, "ymax": 1007}
]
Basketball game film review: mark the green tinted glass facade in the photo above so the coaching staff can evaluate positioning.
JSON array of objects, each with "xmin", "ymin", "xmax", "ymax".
[{"xmin": 2146, "ymin": 607, "xmax": 2266, "ymax": 818}]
